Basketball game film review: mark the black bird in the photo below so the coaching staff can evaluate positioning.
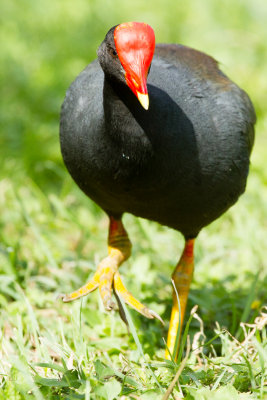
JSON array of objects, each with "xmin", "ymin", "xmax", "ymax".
[{"xmin": 60, "ymin": 22, "xmax": 255, "ymax": 359}]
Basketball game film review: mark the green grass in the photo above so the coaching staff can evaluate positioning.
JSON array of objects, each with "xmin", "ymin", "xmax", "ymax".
[{"xmin": 0, "ymin": 0, "xmax": 267, "ymax": 398}]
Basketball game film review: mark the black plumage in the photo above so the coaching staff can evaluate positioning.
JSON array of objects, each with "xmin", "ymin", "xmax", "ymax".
[{"xmin": 60, "ymin": 26, "xmax": 255, "ymax": 239}]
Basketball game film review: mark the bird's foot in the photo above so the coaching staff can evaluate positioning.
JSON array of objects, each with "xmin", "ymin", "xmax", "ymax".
[
  {"xmin": 61, "ymin": 261, "xmax": 162, "ymax": 323},
  {"xmin": 61, "ymin": 217, "xmax": 163, "ymax": 324}
]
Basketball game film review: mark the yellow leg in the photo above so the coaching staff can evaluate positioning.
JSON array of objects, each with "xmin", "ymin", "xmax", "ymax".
[
  {"xmin": 166, "ymin": 239, "xmax": 195, "ymax": 360},
  {"xmin": 62, "ymin": 217, "xmax": 162, "ymax": 322}
]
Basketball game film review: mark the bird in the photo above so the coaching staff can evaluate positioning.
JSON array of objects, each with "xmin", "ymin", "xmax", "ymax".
[{"xmin": 59, "ymin": 22, "xmax": 255, "ymax": 359}]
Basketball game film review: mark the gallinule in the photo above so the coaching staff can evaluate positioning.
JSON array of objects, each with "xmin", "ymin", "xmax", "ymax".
[{"xmin": 60, "ymin": 22, "xmax": 255, "ymax": 358}]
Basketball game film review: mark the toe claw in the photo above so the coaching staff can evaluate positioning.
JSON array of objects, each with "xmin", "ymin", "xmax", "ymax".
[
  {"xmin": 61, "ymin": 294, "xmax": 75, "ymax": 303},
  {"xmin": 139, "ymin": 306, "xmax": 165, "ymax": 325},
  {"xmin": 104, "ymin": 298, "xmax": 116, "ymax": 311},
  {"xmin": 147, "ymin": 309, "xmax": 165, "ymax": 325},
  {"xmin": 57, "ymin": 293, "xmax": 66, "ymax": 301}
]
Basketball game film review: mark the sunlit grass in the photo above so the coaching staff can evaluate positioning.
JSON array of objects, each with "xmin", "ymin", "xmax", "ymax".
[{"xmin": 0, "ymin": 160, "xmax": 266, "ymax": 398}]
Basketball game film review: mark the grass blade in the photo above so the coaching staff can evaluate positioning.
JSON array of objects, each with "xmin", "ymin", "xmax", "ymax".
[
  {"xmin": 235, "ymin": 271, "xmax": 260, "ymax": 340},
  {"xmin": 118, "ymin": 294, "xmax": 164, "ymax": 393}
]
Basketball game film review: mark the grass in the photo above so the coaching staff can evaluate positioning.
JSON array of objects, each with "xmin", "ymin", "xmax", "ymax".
[{"xmin": 0, "ymin": 0, "xmax": 267, "ymax": 398}]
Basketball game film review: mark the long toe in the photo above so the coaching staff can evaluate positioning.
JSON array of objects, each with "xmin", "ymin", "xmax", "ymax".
[
  {"xmin": 61, "ymin": 274, "xmax": 99, "ymax": 302},
  {"xmin": 114, "ymin": 272, "xmax": 164, "ymax": 324}
]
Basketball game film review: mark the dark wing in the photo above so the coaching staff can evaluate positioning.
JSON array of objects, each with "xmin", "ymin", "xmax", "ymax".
[{"xmin": 155, "ymin": 43, "xmax": 256, "ymax": 153}]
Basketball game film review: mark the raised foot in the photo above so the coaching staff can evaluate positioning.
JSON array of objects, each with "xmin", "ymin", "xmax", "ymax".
[
  {"xmin": 61, "ymin": 257, "xmax": 163, "ymax": 324},
  {"xmin": 61, "ymin": 216, "xmax": 163, "ymax": 325}
]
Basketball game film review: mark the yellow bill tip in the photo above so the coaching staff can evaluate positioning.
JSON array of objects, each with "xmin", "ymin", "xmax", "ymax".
[{"xmin": 136, "ymin": 91, "xmax": 149, "ymax": 110}]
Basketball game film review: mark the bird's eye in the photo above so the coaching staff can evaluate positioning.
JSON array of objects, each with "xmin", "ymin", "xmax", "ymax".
[{"xmin": 110, "ymin": 48, "xmax": 117, "ymax": 58}]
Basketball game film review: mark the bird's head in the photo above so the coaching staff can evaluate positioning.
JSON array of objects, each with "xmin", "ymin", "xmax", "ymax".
[{"xmin": 98, "ymin": 22, "xmax": 155, "ymax": 110}]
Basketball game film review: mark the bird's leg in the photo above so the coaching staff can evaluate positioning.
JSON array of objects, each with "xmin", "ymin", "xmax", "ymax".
[
  {"xmin": 166, "ymin": 238, "xmax": 195, "ymax": 360},
  {"xmin": 62, "ymin": 217, "xmax": 162, "ymax": 322}
]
